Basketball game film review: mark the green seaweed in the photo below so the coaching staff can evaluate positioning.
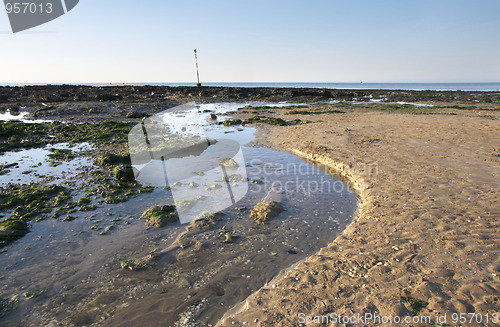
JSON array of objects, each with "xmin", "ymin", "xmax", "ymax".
[
  {"xmin": 0, "ymin": 184, "xmax": 71, "ymax": 248},
  {"xmin": 94, "ymin": 153, "xmax": 131, "ymax": 167},
  {"xmin": 285, "ymin": 109, "xmax": 345, "ymax": 115},
  {"xmin": 0, "ymin": 163, "xmax": 17, "ymax": 175},
  {"xmin": 125, "ymin": 111, "xmax": 151, "ymax": 119},
  {"xmin": 113, "ymin": 165, "xmax": 135, "ymax": 183},
  {"xmin": 47, "ymin": 148, "xmax": 74, "ymax": 160},
  {"xmin": 0, "ymin": 185, "xmax": 67, "ymax": 210},
  {"xmin": 0, "ymin": 120, "xmax": 135, "ymax": 155},
  {"xmin": 243, "ymin": 116, "xmax": 289, "ymax": 126},
  {"xmin": 401, "ymin": 296, "xmax": 427, "ymax": 316},
  {"xmin": 140, "ymin": 205, "xmax": 178, "ymax": 228}
]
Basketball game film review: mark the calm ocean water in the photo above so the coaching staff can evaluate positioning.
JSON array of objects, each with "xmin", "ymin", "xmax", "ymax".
[{"xmin": 1, "ymin": 82, "xmax": 500, "ymax": 91}]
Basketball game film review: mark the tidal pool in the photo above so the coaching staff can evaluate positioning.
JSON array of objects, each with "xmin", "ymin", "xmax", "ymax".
[{"xmin": 0, "ymin": 102, "xmax": 358, "ymax": 327}]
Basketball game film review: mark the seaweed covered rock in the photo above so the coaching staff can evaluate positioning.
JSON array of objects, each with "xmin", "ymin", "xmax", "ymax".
[
  {"xmin": 220, "ymin": 119, "xmax": 243, "ymax": 127},
  {"xmin": 94, "ymin": 153, "xmax": 130, "ymax": 167},
  {"xmin": 113, "ymin": 165, "xmax": 135, "ymax": 183},
  {"xmin": 126, "ymin": 111, "xmax": 151, "ymax": 119},
  {"xmin": 250, "ymin": 201, "xmax": 285, "ymax": 224},
  {"xmin": 120, "ymin": 250, "xmax": 159, "ymax": 271},
  {"xmin": 140, "ymin": 205, "xmax": 178, "ymax": 228},
  {"xmin": 244, "ymin": 116, "xmax": 288, "ymax": 126}
]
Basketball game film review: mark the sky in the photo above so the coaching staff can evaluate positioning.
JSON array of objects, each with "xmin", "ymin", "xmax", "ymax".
[{"xmin": 0, "ymin": 0, "xmax": 499, "ymax": 84}]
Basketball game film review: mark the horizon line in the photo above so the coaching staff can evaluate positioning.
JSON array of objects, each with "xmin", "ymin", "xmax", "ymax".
[{"xmin": 2, "ymin": 81, "xmax": 500, "ymax": 85}]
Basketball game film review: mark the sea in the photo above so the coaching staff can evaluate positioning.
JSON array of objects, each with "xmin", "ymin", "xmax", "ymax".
[{"xmin": 1, "ymin": 82, "xmax": 500, "ymax": 91}]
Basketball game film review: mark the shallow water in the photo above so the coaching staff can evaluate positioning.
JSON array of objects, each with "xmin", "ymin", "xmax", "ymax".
[
  {"xmin": 0, "ymin": 102, "xmax": 357, "ymax": 327},
  {"xmin": 0, "ymin": 110, "xmax": 51, "ymax": 123},
  {"xmin": 0, "ymin": 143, "xmax": 93, "ymax": 187}
]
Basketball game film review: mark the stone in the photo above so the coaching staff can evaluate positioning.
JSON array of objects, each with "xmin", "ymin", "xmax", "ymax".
[
  {"xmin": 140, "ymin": 205, "xmax": 178, "ymax": 228},
  {"xmin": 113, "ymin": 165, "xmax": 135, "ymax": 183},
  {"xmin": 250, "ymin": 201, "xmax": 285, "ymax": 224}
]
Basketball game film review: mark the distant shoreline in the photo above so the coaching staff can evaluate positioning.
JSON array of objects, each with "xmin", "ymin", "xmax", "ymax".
[
  {"xmin": 1, "ymin": 82, "xmax": 500, "ymax": 92},
  {"xmin": 1, "ymin": 85, "xmax": 499, "ymax": 112}
]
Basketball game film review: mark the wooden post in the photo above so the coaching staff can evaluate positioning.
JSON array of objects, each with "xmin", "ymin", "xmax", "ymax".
[{"xmin": 194, "ymin": 49, "xmax": 202, "ymax": 95}]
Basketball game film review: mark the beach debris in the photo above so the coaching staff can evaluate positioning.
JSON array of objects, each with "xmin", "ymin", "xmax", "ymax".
[
  {"xmin": 140, "ymin": 205, "xmax": 178, "ymax": 228},
  {"xmin": 250, "ymin": 201, "xmax": 285, "ymax": 224}
]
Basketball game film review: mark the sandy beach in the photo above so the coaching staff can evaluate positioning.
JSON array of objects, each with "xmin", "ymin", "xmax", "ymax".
[{"xmin": 218, "ymin": 105, "xmax": 500, "ymax": 326}]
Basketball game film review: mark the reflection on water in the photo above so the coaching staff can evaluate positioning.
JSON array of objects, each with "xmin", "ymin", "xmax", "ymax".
[
  {"xmin": 0, "ymin": 110, "xmax": 51, "ymax": 123},
  {"xmin": 0, "ymin": 143, "xmax": 93, "ymax": 186}
]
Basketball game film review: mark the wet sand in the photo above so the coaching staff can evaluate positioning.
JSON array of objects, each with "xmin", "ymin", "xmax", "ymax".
[
  {"xmin": 1, "ymin": 100, "xmax": 357, "ymax": 326},
  {"xmin": 218, "ymin": 106, "xmax": 500, "ymax": 326}
]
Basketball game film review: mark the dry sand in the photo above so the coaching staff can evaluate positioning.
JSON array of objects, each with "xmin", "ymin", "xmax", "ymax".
[{"xmin": 217, "ymin": 107, "xmax": 500, "ymax": 326}]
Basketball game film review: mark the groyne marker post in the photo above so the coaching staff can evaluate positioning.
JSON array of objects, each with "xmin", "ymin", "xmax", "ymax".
[{"xmin": 194, "ymin": 49, "xmax": 202, "ymax": 95}]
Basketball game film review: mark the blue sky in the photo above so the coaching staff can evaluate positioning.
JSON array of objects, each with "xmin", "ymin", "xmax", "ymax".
[{"xmin": 1, "ymin": 0, "xmax": 499, "ymax": 83}]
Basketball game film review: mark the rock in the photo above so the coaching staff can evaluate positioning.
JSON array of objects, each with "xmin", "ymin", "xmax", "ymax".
[
  {"xmin": 211, "ymin": 285, "xmax": 225, "ymax": 296},
  {"xmin": 100, "ymin": 225, "xmax": 114, "ymax": 235},
  {"xmin": 63, "ymin": 215, "xmax": 77, "ymax": 222},
  {"xmin": 113, "ymin": 165, "xmax": 135, "ymax": 183},
  {"xmin": 140, "ymin": 205, "xmax": 178, "ymax": 228},
  {"xmin": 223, "ymin": 232, "xmax": 234, "ymax": 243},
  {"xmin": 219, "ymin": 158, "xmax": 239, "ymax": 169},
  {"xmin": 94, "ymin": 153, "xmax": 130, "ymax": 166},
  {"xmin": 77, "ymin": 197, "xmax": 91, "ymax": 206},
  {"xmin": 189, "ymin": 181, "xmax": 199, "ymax": 188},
  {"xmin": 126, "ymin": 111, "xmax": 150, "ymax": 119},
  {"xmin": 250, "ymin": 201, "xmax": 285, "ymax": 224},
  {"xmin": 178, "ymin": 277, "xmax": 190, "ymax": 288},
  {"xmin": 207, "ymin": 184, "xmax": 222, "ymax": 191},
  {"xmin": 209, "ymin": 113, "xmax": 218, "ymax": 120}
]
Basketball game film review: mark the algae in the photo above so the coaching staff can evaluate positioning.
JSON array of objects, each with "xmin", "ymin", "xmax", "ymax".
[{"xmin": 140, "ymin": 205, "xmax": 178, "ymax": 228}]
